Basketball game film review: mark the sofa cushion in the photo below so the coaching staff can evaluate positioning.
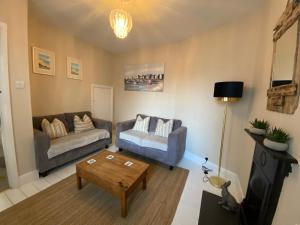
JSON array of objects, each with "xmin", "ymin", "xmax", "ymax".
[
  {"xmin": 41, "ymin": 118, "xmax": 68, "ymax": 139},
  {"xmin": 120, "ymin": 129, "xmax": 168, "ymax": 152},
  {"xmin": 119, "ymin": 129, "xmax": 148, "ymax": 146},
  {"xmin": 74, "ymin": 114, "xmax": 95, "ymax": 133},
  {"xmin": 47, "ymin": 128, "xmax": 110, "ymax": 159},
  {"xmin": 141, "ymin": 134, "xmax": 168, "ymax": 151},
  {"xmin": 133, "ymin": 116, "xmax": 150, "ymax": 133},
  {"xmin": 64, "ymin": 111, "xmax": 92, "ymax": 132},
  {"xmin": 155, "ymin": 119, "xmax": 174, "ymax": 137},
  {"xmin": 137, "ymin": 114, "xmax": 182, "ymax": 132}
]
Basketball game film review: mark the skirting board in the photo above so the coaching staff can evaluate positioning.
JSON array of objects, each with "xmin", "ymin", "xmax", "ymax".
[
  {"xmin": 183, "ymin": 151, "xmax": 244, "ymax": 202},
  {"xmin": 18, "ymin": 170, "xmax": 39, "ymax": 186}
]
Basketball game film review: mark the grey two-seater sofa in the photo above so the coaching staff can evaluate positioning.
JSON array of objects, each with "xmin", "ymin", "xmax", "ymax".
[
  {"xmin": 33, "ymin": 111, "xmax": 112, "ymax": 176},
  {"xmin": 116, "ymin": 114, "xmax": 187, "ymax": 169}
]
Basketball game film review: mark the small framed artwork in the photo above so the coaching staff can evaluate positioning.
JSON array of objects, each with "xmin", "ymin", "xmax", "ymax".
[
  {"xmin": 32, "ymin": 47, "xmax": 55, "ymax": 76},
  {"xmin": 67, "ymin": 57, "xmax": 83, "ymax": 80}
]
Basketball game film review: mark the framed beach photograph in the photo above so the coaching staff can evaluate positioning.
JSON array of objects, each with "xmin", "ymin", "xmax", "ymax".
[
  {"xmin": 32, "ymin": 47, "xmax": 55, "ymax": 76},
  {"xmin": 67, "ymin": 57, "xmax": 83, "ymax": 80}
]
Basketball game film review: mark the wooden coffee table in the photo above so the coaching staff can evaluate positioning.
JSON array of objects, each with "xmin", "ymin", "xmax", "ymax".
[{"xmin": 76, "ymin": 150, "xmax": 149, "ymax": 217}]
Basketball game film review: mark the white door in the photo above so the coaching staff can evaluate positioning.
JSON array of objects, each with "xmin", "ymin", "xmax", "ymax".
[
  {"xmin": 91, "ymin": 84, "xmax": 113, "ymax": 121},
  {"xmin": 0, "ymin": 22, "xmax": 19, "ymax": 188}
]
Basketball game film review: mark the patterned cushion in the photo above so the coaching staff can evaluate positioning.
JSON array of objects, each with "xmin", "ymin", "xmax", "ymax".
[
  {"xmin": 133, "ymin": 116, "xmax": 150, "ymax": 133},
  {"xmin": 74, "ymin": 114, "xmax": 95, "ymax": 133},
  {"xmin": 154, "ymin": 119, "xmax": 173, "ymax": 137},
  {"xmin": 41, "ymin": 118, "xmax": 68, "ymax": 139}
]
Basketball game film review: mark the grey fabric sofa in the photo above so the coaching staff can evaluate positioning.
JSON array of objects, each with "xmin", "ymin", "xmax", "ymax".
[
  {"xmin": 33, "ymin": 111, "xmax": 112, "ymax": 176},
  {"xmin": 116, "ymin": 114, "xmax": 187, "ymax": 169}
]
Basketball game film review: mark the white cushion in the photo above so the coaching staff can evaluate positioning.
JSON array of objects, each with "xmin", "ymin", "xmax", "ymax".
[
  {"xmin": 47, "ymin": 128, "xmax": 110, "ymax": 159},
  {"xmin": 119, "ymin": 129, "xmax": 148, "ymax": 146},
  {"xmin": 141, "ymin": 133, "xmax": 168, "ymax": 151},
  {"xmin": 74, "ymin": 114, "xmax": 95, "ymax": 133},
  {"xmin": 132, "ymin": 116, "xmax": 150, "ymax": 133},
  {"xmin": 155, "ymin": 119, "xmax": 173, "ymax": 137}
]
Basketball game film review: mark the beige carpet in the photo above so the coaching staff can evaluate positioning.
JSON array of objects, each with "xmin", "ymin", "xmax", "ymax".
[{"xmin": 0, "ymin": 159, "xmax": 188, "ymax": 225}]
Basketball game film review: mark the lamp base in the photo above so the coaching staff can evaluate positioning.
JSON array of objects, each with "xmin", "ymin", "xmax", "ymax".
[{"xmin": 209, "ymin": 176, "xmax": 226, "ymax": 189}]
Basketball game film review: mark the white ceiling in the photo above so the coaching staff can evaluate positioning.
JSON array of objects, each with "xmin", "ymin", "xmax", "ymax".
[{"xmin": 29, "ymin": 0, "xmax": 265, "ymax": 53}]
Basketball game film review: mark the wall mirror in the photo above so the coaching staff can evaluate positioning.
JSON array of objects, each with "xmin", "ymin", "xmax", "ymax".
[
  {"xmin": 272, "ymin": 21, "xmax": 298, "ymax": 87},
  {"xmin": 267, "ymin": 0, "xmax": 300, "ymax": 114}
]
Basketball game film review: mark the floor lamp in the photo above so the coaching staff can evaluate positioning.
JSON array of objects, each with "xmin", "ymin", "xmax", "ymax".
[{"xmin": 209, "ymin": 81, "xmax": 244, "ymax": 188}]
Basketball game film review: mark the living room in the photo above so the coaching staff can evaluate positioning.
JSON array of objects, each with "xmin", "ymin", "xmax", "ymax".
[{"xmin": 0, "ymin": 0, "xmax": 299, "ymax": 225}]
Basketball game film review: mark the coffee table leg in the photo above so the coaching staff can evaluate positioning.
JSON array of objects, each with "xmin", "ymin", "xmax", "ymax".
[
  {"xmin": 77, "ymin": 174, "xmax": 82, "ymax": 190},
  {"xmin": 142, "ymin": 175, "xmax": 147, "ymax": 190},
  {"xmin": 120, "ymin": 191, "xmax": 127, "ymax": 217}
]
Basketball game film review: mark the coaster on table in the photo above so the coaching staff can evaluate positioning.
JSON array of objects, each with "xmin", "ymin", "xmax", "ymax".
[
  {"xmin": 124, "ymin": 161, "xmax": 133, "ymax": 167},
  {"xmin": 87, "ymin": 159, "xmax": 96, "ymax": 164},
  {"xmin": 106, "ymin": 155, "xmax": 114, "ymax": 160}
]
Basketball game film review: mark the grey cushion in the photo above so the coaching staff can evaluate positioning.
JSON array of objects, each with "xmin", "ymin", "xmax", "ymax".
[
  {"xmin": 47, "ymin": 128, "xmax": 109, "ymax": 159},
  {"xmin": 141, "ymin": 133, "xmax": 168, "ymax": 151},
  {"xmin": 119, "ymin": 129, "xmax": 148, "ymax": 146}
]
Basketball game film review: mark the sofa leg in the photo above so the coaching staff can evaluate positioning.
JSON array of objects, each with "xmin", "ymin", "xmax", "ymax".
[
  {"xmin": 105, "ymin": 145, "xmax": 109, "ymax": 149},
  {"xmin": 169, "ymin": 166, "xmax": 174, "ymax": 171},
  {"xmin": 119, "ymin": 148, "xmax": 123, "ymax": 152},
  {"xmin": 39, "ymin": 171, "xmax": 48, "ymax": 177}
]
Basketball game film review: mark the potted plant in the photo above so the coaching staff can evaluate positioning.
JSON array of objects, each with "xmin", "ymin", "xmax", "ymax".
[
  {"xmin": 249, "ymin": 119, "xmax": 269, "ymax": 135},
  {"xmin": 263, "ymin": 127, "xmax": 289, "ymax": 152}
]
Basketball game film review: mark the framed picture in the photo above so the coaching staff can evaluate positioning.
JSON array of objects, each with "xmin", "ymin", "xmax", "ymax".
[
  {"xmin": 32, "ymin": 47, "xmax": 55, "ymax": 76},
  {"xmin": 124, "ymin": 64, "xmax": 164, "ymax": 92},
  {"xmin": 67, "ymin": 57, "xmax": 83, "ymax": 80}
]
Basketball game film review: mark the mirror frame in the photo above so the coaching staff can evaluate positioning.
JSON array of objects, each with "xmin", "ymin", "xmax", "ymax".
[{"xmin": 267, "ymin": 0, "xmax": 300, "ymax": 114}]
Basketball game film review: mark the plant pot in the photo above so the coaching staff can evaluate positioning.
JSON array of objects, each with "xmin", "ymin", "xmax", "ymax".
[
  {"xmin": 249, "ymin": 127, "xmax": 267, "ymax": 136},
  {"xmin": 263, "ymin": 138, "xmax": 289, "ymax": 152}
]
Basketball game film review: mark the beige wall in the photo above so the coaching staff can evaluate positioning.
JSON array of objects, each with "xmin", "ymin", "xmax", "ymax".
[
  {"xmin": 113, "ymin": 13, "xmax": 264, "ymax": 173},
  {"xmin": 0, "ymin": 0, "xmax": 35, "ymax": 176},
  {"xmin": 239, "ymin": 0, "xmax": 300, "ymax": 224},
  {"xmin": 28, "ymin": 13, "xmax": 114, "ymax": 116}
]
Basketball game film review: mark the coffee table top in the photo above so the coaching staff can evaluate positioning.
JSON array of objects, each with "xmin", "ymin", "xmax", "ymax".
[{"xmin": 76, "ymin": 150, "xmax": 149, "ymax": 189}]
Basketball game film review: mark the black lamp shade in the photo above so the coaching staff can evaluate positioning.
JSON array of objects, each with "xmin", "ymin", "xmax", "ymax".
[{"xmin": 214, "ymin": 81, "xmax": 244, "ymax": 98}]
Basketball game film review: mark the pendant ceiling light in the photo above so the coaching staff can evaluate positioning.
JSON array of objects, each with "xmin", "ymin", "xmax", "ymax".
[{"xmin": 109, "ymin": 7, "xmax": 133, "ymax": 39}]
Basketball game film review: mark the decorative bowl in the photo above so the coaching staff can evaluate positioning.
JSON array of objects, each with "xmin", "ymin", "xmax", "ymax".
[
  {"xmin": 249, "ymin": 127, "xmax": 267, "ymax": 136},
  {"xmin": 263, "ymin": 138, "xmax": 289, "ymax": 152}
]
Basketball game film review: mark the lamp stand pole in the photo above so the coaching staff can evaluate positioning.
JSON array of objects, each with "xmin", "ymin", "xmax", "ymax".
[{"xmin": 209, "ymin": 100, "xmax": 228, "ymax": 188}]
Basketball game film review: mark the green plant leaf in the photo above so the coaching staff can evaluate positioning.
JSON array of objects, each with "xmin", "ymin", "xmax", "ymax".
[
  {"xmin": 266, "ymin": 127, "xmax": 289, "ymax": 143},
  {"xmin": 250, "ymin": 118, "xmax": 270, "ymax": 130}
]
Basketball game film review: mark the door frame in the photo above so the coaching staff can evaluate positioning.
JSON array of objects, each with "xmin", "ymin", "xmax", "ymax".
[
  {"xmin": 91, "ymin": 84, "xmax": 113, "ymax": 121},
  {"xmin": 0, "ymin": 22, "xmax": 19, "ymax": 188}
]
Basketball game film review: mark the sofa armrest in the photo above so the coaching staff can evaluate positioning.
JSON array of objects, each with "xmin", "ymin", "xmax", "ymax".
[
  {"xmin": 93, "ymin": 118, "xmax": 112, "ymax": 138},
  {"xmin": 167, "ymin": 126, "xmax": 187, "ymax": 165},
  {"xmin": 33, "ymin": 129, "xmax": 51, "ymax": 170},
  {"xmin": 116, "ymin": 119, "xmax": 136, "ymax": 146},
  {"xmin": 116, "ymin": 119, "xmax": 135, "ymax": 133}
]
